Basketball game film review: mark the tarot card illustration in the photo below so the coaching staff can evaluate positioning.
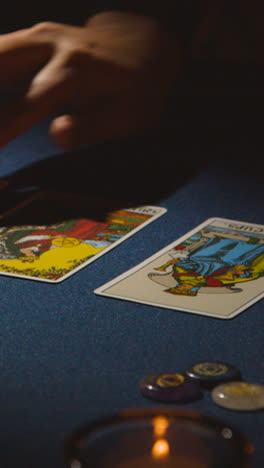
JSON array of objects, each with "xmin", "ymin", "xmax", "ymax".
[
  {"xmin": 95, "ymin": 218, "xmax": 264, "ymax": 319},
  {"xmin": 0, "ymin": 192, "xmax": 166, "ymax": 283}
]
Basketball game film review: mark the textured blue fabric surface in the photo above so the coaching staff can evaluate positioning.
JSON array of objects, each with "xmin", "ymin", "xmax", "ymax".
[{"xmin": 0, "ymin": 123, "xmax": 263, "ymax": 467}]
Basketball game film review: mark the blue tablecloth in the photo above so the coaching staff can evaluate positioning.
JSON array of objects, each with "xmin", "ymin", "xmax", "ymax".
[{"xmin": 0, "ymin": 115, "xmax": 263, "ymax": 467}]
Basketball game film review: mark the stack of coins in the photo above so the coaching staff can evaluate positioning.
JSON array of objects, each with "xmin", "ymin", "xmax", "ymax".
[{"xmin": 140, "ymin": 361, "xmax": 264, "ymax": 412}]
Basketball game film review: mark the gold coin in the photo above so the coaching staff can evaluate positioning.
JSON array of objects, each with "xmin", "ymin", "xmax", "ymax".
[
  {"xmin": 156, "ymin": 373, "xmax": 185, "ymax": 388},
  {"xmin": 193, "ymin": 362, "xmax": 228, "ymax": 376}
]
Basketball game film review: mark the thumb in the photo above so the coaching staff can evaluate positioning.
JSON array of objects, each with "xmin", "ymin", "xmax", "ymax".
[{"xmin": 49, "ymin": 95, "xmax": 156, "ymax": 149}]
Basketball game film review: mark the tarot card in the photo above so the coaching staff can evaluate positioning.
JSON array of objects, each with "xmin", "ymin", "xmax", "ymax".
[
  {"xmin": 95, "ymin": 217, "xmax": 264, "ymax": 319},
  {"xmin": 0, "ymin": 191, "xmax": 166, "ymax": 283}
]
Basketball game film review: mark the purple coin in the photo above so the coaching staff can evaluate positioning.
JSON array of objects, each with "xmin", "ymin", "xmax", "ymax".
[
  {"xmin": 139, "ymin": 372, "xmax": 201, "ymax": 403},
  {"xmin": 184, "ymin": 361, "xmax": 242, "ymax": 389}
]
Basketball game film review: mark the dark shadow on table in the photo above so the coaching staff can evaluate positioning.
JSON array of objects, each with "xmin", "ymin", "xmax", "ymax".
[
  {"xmin": 1, "ymin": 60, "xmax": 264, "ymax": 225},
  {"xmin": 0, "ymin": 131, "xmax": 209, "ymax": 225}
]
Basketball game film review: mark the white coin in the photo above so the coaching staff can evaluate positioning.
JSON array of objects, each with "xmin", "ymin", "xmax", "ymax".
[{"xmin": 212, "ymin": 381, "xmax": 264, "ymax": 411}]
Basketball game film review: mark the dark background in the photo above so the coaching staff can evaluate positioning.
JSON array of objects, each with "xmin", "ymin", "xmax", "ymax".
[{"xmin": 0, "ymin": 3, "xmax": 264, "ymax": 468}]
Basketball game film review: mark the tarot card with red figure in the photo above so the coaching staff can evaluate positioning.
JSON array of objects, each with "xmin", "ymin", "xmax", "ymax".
[{"xmin": 0, "ymin": 191, "xmax": 166, "ymax": 283}]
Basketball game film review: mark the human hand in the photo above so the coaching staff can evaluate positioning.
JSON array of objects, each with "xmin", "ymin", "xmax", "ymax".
[{"xmin": 0, "ymin": 12, "xmax": 181, "ymax": 150}]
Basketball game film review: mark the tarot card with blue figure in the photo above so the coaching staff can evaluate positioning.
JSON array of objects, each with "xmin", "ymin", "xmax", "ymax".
[{"xmin": 95, "ymin": 218, "xmax": 264, "ymax": 319}]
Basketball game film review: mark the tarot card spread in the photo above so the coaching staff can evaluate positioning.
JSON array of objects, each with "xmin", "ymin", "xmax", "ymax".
[
  {"xmin": 95, "ymin": 218, "xmax": 264, "ymax": 319},
  {"xmin": 0, "ymin": 191, "xmax": 166, "ymax": 283}
]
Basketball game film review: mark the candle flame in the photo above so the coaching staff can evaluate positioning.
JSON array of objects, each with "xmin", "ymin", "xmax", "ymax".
[
  {"xmin": 152, "ymin": 416, "xmax": 169, "ymax": 437},
  {"xmin": 151, "ymin": 439, "xmax": 170, "ymax": 460}
]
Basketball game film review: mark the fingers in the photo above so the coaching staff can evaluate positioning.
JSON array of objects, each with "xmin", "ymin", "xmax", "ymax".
[
  {"xmin": 0, "ymin": 56, "xmax": 76, "ymax": 148},
  {"xmin": 0, "ymin": 26, "xmax": 54, "ymax": 84},
  {"xmin": 49, "ymin": 94, "xmax": 160, "ymax": 149}
]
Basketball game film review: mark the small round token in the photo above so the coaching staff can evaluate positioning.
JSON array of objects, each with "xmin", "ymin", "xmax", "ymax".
[
  {"xmin": 184, "ymin": 361, "xmax": 241, "ymax": 389},
  {"xmin": 212, "ymin": 381, "xmax": 264, "ymax": 411},
  {"xmin": 139, "ymin": 372, "xmax": 201, "ymax": 403}
]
